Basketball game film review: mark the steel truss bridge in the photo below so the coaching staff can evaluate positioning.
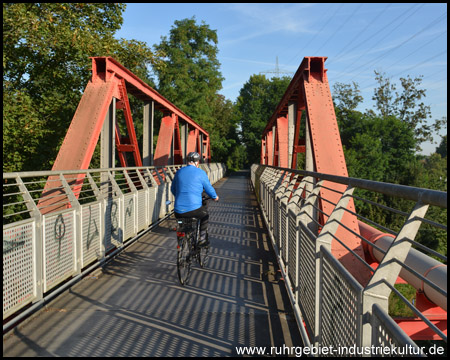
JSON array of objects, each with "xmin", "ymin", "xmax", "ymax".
[{"xmin": 3, "ymin": 57, "xmax": 447, "ymax": 357}]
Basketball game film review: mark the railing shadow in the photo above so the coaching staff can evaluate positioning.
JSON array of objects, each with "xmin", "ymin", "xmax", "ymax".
[{"xmin": 3, "ymin": 175, "xmax": 301, "ymax": 357}]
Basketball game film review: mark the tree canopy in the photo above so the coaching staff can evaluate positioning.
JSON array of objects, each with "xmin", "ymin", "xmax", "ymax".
[
  {"xmin": 3, "ymin": 3, "xmax": 161, "ymax": 172},
  {"xmin": 236, "ymin": 74, "xmax": 291, "ymax": 167},
  {"xmin": 153, "ymin": 17, "xmax": 224, "ymax": 128},
  {"xmin": 372, "ymin": 71, "xmax": 444, "ymax": 151}
]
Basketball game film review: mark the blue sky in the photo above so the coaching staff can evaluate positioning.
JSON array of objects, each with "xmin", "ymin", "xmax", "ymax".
[{"xmin": 114, "ymin": 3, "xmax": 447, "ymax": 155}]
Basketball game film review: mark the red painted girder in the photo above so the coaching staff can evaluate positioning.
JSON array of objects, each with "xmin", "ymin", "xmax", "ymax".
[
  {"xmin": 276, "ymin": 117, "xmax": 289, "ymax": 168},
  {"xmin": 53, "ymin": 77, "xmax": 120, "ymax": 171},
  {"xmin": 91, "ymin": 57, "xmax": 209, "ymax": 138},
  {"xmin": 173, "ymin": 115, "xmax": 183, "ymax": 164},
  {"xmin": 260, "ymin": 139, "xmax": 266, "ymax": 164},
  {"xmin": 273, "ymin": 126, "xmax": 279, "ymax": 166},
  {"xmin": 117, "ymin": 79, "xmax": 142, "ymax": 167},
  {"xmin": 38, "ymin": 77, "xmax": 121, "ymax": 214},
  {"xmin": 291, "ymin": 109, "xmax": 304, "ymax": 169},
  {"xmin": 395, "ymin": 318, "xmax": 447, "ymax": 340},
  {"xmin": 187, "ymin": 128, "xmax": 200, "ymax": 154},
  {"xmin": 266, "ymin": 131, "xmax": 273, "ymax": 166},
  {"xmin": 261, "ymin": 56, "xmax": 371, "ymax": 286},
  {"xmin": 262, "ymin": 56, "xmax": 321, "ymax": 136},
  {"xmin": 154, "ymin": 115, "xmax": 176, "ymax": 166},
  {"xmin": 153, "ymin": 114, "xmax": 183, "ymax": 166},
  {"xmin": 302, "ymin": 63, "xmax": 371, "ymax": 286},
  {"xmin": 115, "ymin": 124, "xmax": 128, "ymax": 167},
  {"xmin": 202, "ymin": 137, "xmax": 210, "ymax": 163}
]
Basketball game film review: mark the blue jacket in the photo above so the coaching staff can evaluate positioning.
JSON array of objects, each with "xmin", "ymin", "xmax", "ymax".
[{"xmin": 170, "ymin": 165, "xmax": 217, "ymax": 213}]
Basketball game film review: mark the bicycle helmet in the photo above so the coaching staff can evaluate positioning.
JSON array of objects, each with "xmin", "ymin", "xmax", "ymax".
[{"xmin": 187, "ymin": 152, "xmax": 201, "ymax": 163}]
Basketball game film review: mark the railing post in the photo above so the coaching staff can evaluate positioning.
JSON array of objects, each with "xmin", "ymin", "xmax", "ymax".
[
  {"xmin": 297, "ymin": 178, "xmax": 324, "ymax": 345},
  {"xmin": 361, "ymin": 201, "xmax": 430, "ymax": 348},
  {"xmin": 107, "ymin": 170, "xmax": 124, "ymax": 247},
  {"xmin": 15, "ymin": 175, "xmax": 44, "ymax": 303},
  {"xmin": 287, "ymin": 176, "xmax": 310, "ymax": 303},
  {"xmin": 59, "ymin": 173, "xmax": 82, "ymax": 275},
  {"xmin": 123, "ymin": 170, "xmax": 138, "ymax": 239},
  {"xmin": 314, "ymin": 185, "xmax": 364, "ymax": 348},
  {"xmin": 274, "ymin": 171, "xmax": 292, "ymax": 269},
  {"xmin": 144, "ymin": 168, "xmax": 159, "ymax": 224}
]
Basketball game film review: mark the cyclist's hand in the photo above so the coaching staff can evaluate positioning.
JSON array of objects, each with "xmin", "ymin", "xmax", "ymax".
[{"xmin": 214, "ymin": 196, "xmax": 219, "ymax": 202}]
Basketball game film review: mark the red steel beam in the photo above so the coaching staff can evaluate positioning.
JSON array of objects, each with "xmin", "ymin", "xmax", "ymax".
[
  {"xmin": 266, "ymin": 131, "xmax": 273, "ymax": 166},
  {"xmin": 154, "ymin": 114, "xmax": 176, "ymax": 166},
  {"xmin": 91, "ymin": 57, "xmax": 209, "ymax": 138},
  {"xmin": 261, "ymin": 57, "xmax": 446, "ymax": 339},
  {"xmin": 276, "ymin": 116, "xmax": 289, "ymax": 168},
  {"xmin": 261, "ymin": 57, "xmax": 371, "ymax": 287},
  {"xmin": 187, "ymin": 128, "xmax": 200, "ymax": 154},
  {"xmin": 116, "ymin": 78, "xmax": 142, "ymax": 167},
  {"xmin": 39, "ymin": 57, "xmax": 210, "ymax": 214}
]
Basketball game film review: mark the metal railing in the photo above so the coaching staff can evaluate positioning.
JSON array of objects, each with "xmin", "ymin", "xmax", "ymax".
[
  {"xmin": 251, "ymin": 164, "xmax": 446, "ymax": 356},
  {"xmin": 3, "ymin": 163, "xmax": 226, "ymax": 330}
]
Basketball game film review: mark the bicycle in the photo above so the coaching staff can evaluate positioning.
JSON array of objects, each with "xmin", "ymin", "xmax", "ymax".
[{"xmin": 168, "ymin": 197, "xmax": 212, "ymax": 286}]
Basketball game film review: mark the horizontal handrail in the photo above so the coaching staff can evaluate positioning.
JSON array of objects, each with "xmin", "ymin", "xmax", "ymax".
[
  {"xmin": 3, "ymin": 163, "xmax": 226, "ymax": 326},
  {"xmin": 269, "ymin": 165, "xmax": 447, "ymax": 209},
  {"xmin": 251, "ymin": 163, "xmax": 447, "ymax": 351}
]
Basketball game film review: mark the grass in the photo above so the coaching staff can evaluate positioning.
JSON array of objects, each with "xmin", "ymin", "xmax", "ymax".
[{"xmin": 388, "ymin": 283, "xmax": 417, "ymax": 318}]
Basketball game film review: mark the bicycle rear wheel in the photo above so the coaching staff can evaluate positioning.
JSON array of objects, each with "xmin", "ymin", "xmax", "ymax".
[{"xmin": 177, "ymin": 236, "xmax": 191, "ymax": 285}]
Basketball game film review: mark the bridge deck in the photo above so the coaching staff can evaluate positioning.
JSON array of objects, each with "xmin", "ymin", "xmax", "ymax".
[{"xmin": 3, "ymin": 171, "xmax": 301, "ymax": 357}]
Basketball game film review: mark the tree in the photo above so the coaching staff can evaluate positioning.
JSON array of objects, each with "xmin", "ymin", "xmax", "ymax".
[
  {"xmin": 372, "ymin": 71, "xmax": 443, "ymax": 151},
  {"xmin": 207, "ymin": 94, "xmax": 241, "ymax": 167},
  {"xmin": 333, "ymin": 81, "xmax": 364, "ymax": 148},
  {"xmin": 237, "ymin": 74, "xmax": 291, "ymax": 167},
  {"xmin": 3, "ymin": 3, "xmax": 162, "ymax": 172},
  {"xmin": 372, "ymin": 70, "xmax": 397, "ymax": 118},
  {"xmin": 333, "ymin": 81, "xmax": 363, "ymax": 114},
  {"xmin": 343, "ymin": 113, "xmax": 416, "ymax": 184},
  {"xmin": 436, "ymin": 134, "xmax": 447, "ymax": 158},
  {"xmin": 153, "ymin": 17, "xmax": 224, "ymax": 129}
]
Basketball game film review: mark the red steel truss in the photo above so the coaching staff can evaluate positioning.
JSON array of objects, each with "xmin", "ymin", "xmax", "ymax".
[
  {"xmin": 261, "ymin": 56, "xmax": 371, "ymax": 287},
  {"xmin": 261, "ymin": 56, "xmax": 446, "ymax": 340},
  {"xmin": 38, "ymin": 57, "xmax": 210, "ymax": 214}
]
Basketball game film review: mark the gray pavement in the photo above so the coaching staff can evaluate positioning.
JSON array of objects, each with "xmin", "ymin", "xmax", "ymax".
[{"xmin": 3, "ymin": 172, "xmax": 302, "ymax": 357}]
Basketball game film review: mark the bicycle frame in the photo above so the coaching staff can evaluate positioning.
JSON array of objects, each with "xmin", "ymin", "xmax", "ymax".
[{"xmin": 168, "ymin": 197, "xmax": 213, "ymax": 285}]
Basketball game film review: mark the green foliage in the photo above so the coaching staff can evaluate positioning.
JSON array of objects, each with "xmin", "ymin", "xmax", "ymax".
[
  {"xmin": 151, "ymin": 17, "xmax": 241, "ymax": 168},
  {"xmin": 208, "ymin": 94, "xmax": 241, "ymax": 166},
  {"xmin": 436, "ymin": 133, "xmax": 447, "ymax": 158},
  {"xmin": 334, "ymin": 79, "xmax": 446, "ymax": 258},
  {"xmin": 153, "ymin": 17, "xmax": 224, "ymax": 128},
  {"xmin": 333, "ymin": 81, "xmax": 363, "ymax": 114},
  {"xmin": 3, "ymin": 3, "xmax": 160, "ymax": 172},
  {"xmin": 403, "ymin": 154, "xmax": 447, "ymax": 259},
  {"xmin": 388, "ymin": 284, "xmax": 416, "ymax": 318},
  {"xmin": 372, "ymin": 70, "xmax": 397, "ymax": 118},
  {"xmin": 226, "ymin": 144, "xmax": 248, "ymax": 172},
  {"xmin": 236, "ymin": 74, "xmax": 291, "ymax": 167},
  {"xmin": 3, "ymin": 90, "xmax": 51, "ymax": 172},
  {"xmin": 340, "ymin": 112, "xmax": 416, "ymax": 184},
  {"xmin": 371, "ymin": 71, "xmax": 444, "ymax": 151}
]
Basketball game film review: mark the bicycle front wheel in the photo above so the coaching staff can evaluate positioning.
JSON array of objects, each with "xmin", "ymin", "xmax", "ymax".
[{"xmin": 177, "ymin": 236, "xmax": 191, "ymax": 285}]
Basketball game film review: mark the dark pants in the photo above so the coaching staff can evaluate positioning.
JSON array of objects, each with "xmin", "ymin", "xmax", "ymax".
[{"xmin": 174, "ymin": 206, "xmax": 209, "ymax": 233}]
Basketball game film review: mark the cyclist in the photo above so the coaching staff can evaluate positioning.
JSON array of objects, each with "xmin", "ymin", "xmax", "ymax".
[{"xmin": 170, "ymin": 152, "xmax": 219, "ymax": 247}]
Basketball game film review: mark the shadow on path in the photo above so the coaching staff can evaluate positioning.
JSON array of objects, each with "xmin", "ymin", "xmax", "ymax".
[{"xmin": 3, "ymin": 175, "xmax": 302, "ymax": 357}]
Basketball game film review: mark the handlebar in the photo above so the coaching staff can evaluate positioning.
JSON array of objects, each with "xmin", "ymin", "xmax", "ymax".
[
  {"xmin": 202, "ymin": 195, "xmax": 219, "ymax": 205},
  {"xmin": 166, "ymin": 194, "xmax": 219, "ymax": 206}
]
